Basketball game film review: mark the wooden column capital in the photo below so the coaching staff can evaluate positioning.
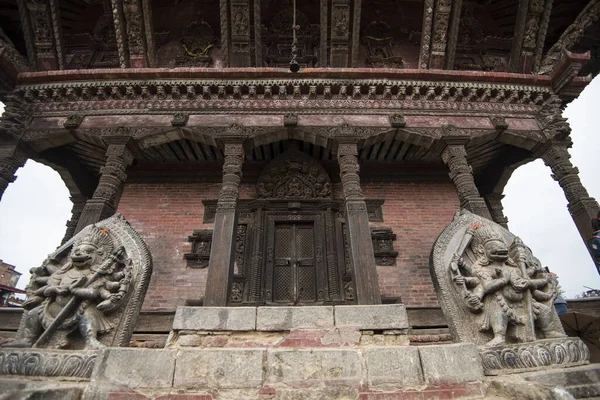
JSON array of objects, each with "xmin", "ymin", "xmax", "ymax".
[{"xmin": 440, "ymin": 139, "xmax": 492, "ymax": 220}]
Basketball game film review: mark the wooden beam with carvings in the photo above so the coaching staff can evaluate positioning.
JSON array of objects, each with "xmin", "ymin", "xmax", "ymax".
[
  {"xmin": 419, "ymin": 0, "xmax": 435, "ymax": 69},
  {"xmin": 320, "ymin": 0, "xmax": 328, "ymax": 66},
  {"xmin": 539, "ymin": 0, "xmax": 600, "ymax": 74},
  {"xmin": 230, "ymin": 0, "xmax": 251, "ymax": 67},
  {"xmin": 110, "ymin": 0, "xmax": 130, "ymax": 68},
  {"xmin": 220, "ymin": 0, "xmax": 230, "ymax": 67},
  {"xmin": 430, "ymin": 0, "xmax": 452, "ymax": 69},
  {"xmin": 351, "ymin": 0, "xmax": 362, "ymax": 67},
  {"xmin": 330, "ymin": 0, "xmax": 351, "ymax": 67},
  {"xmin": 509, "ymin": 0, "xmax": 530, "ymax": 72},
  {"xmin": 511, "ymin": 0, "xmax": 554, "ymax": 73},
  {"xmin": 444, "ymin": 0, "xmax": 463, "ymax": 70},
  {"xmin": 254, "ymin": 0, "xmax": 262, "ymax": 67},
  {"xmin": 122, "ymin": 0, "xmax": 154, "ymax": 68},
  {"xmin": 17, "ymin": 0, "xmax": 65, "ymax": 71}
]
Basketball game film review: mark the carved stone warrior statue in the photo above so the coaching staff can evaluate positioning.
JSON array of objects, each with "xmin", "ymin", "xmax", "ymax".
[
  {"xmin": 4, "ymin": 214, "xmax": 152, "ymax": 350},
  {"xmin": 431, "ymin": 210, "xmax": 565, "ymax": 347}
]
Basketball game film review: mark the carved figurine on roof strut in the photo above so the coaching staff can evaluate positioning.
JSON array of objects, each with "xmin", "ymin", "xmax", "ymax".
[{"xmin": 3, "ymin": 214, "xmax": 152, "ymax": 350}]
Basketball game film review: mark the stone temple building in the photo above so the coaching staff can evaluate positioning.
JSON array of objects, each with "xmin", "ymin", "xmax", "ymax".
[
  {"xmin": 3, "ymin": 1, "xmax": 600, "ymax": 399},
  {"xmin": 1, "ymin": 0, "xmax": 599, "ymax": 318}
]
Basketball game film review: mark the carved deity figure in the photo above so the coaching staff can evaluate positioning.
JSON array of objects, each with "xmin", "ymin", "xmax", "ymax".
[
  {"xmin": 6, "ymin": 226, "xmax": 132, "ymax": 350},
  {"xmin": 452, "ymin": 224, "xmax": 563, "ymax": 346}
]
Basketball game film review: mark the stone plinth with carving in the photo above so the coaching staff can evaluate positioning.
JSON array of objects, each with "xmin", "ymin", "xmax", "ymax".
[{"xmin": 430, "ymin": 209, "xmax": 589, "ymax": 375}]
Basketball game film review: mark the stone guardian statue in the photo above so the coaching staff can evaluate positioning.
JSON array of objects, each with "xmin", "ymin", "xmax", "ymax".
[{"xmin": 4, "ymin": 214, "xmax": 152, "ymax": 350}]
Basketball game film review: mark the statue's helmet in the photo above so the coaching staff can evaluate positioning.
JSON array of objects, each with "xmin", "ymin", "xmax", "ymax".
[
  {"xmin": 73, "ymin": 225, "xmax": 114, "ymax": 256},
  {"xmin": 471, "ymin": 224, "xmax": 508, "ymax": 261}
]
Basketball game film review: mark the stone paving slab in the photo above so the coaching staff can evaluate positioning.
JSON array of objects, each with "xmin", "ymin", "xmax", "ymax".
[
  {"xmin": 256, "ymin": 306, "xmax": 334, "ymax": 331},
  {"xmin": 172, "ymin": 306, "xmax": 256, "ymax": 331},
  {"xmin": 335, "ymin": 304, "xmax": 409, "ymax": 330}
]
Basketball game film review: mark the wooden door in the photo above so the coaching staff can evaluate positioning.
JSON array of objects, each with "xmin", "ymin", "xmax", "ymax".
[{"xmin": 272, "ymin": 223, "xmax": 317, "ymax": 303}]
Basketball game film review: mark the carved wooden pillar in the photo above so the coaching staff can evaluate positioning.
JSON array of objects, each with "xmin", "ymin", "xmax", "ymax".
[
  {"xmin": 0, "ymin": 145, "xmax": 28, "ymax": 202},
  {"xmin": 61, "ymin": 194, "xmax": 87, "ymax": 245},
  {"xmin": 248, "ymin": 202, "xmax": 265, "ymax": 303},
  {"xmin": 484, "ymin": 193, "xmax": 509, "ymax": 229},
  {"xmin": 204, "ymin": 141, "xmax": 245, "ymax": 306},
  {"xmin": 539, "ymin": 141, "xmax": 599, "ymax": 243},
  {"xmin": 75, "ymin": 138, "xmax": 134, "ymax": 233},
  {"xmin": 330, "ymin": 0, "xmax": 351, "ymax": 68},
  {"xmin": 230, "ymin": 0, "xmax": 251, "ymax": 67},
  {"xmin": 18, "ymin": 0, "xmax": 65, "ymax": 70},
  {"xmin": 440, "ymin": 138, "xmax": 492, "ymax": 220},
  {"xmin": 430, "ymin": 0, "xmax": 452, "ymax": 69},
  {"xmin": 336, "ymin": 140, "xmax": 381, "ymax": 305}
]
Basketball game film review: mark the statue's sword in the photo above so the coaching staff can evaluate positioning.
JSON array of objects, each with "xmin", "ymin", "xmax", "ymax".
[
  {"xmin": 450, "ymin": 225, "xmax": 482, "ymax": 310},
  {"xmin": 33, "ymin": 247, "xmax": 125, "ymax": 349}
]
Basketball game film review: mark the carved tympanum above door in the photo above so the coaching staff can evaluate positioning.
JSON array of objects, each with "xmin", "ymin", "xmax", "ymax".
[{"xmin": 256, "ymin": 150, "xmax": 332, "ymax": 200}]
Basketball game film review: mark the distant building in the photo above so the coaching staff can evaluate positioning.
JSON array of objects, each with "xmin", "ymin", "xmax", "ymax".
[{"xmin": 0, "ymin": 260, "xmax": 25, "ymax": 307}]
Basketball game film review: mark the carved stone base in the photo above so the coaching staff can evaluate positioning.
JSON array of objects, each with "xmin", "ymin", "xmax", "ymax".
[
  {"xmin": 480, "ymin": 337, "xmax": 590, "ymax": 376},
  {"xmin": 0, "ymin": 348, "xmax": 98, "ymax": 379}
]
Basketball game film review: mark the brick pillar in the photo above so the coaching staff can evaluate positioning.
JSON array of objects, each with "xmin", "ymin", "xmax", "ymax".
[
  {"xmin": 484, "ymin": 193, "xmax": 509, "ymax": 229},
  {"xmin": 539, "ymin": 141, "xmax": 599, "ymax": 243},
  {"xmin": 75, "ymin": 138, "xmax": 134, "ymax": 233},
  {"xmin": 204, "ymin": 141, "xmax": 245, "ymax": 307},
  {"xmin": 441, "ymin": 140, "xmax": 492, "ymax": 220},
  {"xmin": 0, "ymin": 144, "xmax": 27, "ymax": 202},
  {"xmin": 337, "ymin": 141, "xmax": 381, "ymax": 305}
]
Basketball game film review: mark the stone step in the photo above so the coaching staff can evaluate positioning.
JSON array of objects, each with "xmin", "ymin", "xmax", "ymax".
[
  {"xmin": 520, "ymin": 364, "xmax": 600, "ymax": 399},
  {"xmin": 82, "ymin": 343, "xmax": 486, "ymax": 399}
]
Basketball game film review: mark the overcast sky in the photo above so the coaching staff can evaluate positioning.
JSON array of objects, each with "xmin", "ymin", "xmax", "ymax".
[{"xmin": 0, "ymin": 77, "xmax": 599, "ymax": 298}]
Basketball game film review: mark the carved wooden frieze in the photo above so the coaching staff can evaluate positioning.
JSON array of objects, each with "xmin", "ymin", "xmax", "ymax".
[
  {"xmin": 15, "ymin": 78, "xmax": 552, "ymax": 118},
  {"xmin": 371, "ymin": 227, "xmax": 398, "ymax": 266},
  {"xmin": 256, "ymin": 151, "xmax": 332, "ymax": 200}
]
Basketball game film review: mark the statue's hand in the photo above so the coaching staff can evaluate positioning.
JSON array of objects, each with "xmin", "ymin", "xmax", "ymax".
[
  {"xmin": 511, "ymin": 277, "xmax": 530, "ymax": 291},
  {"xmin": 44, "ymin": 286, "xmax": 68, "ymax": 296},
  {"xmin": 465, "ymin": 293, "xmax": 483, "ymax": 310},
  {"xmin": 453, "ymin": 275, "xmax": 465, "ymax": 285},
  {"xmin": 70, "ymin": 276, "xmax": 87, "ymax": 289}
]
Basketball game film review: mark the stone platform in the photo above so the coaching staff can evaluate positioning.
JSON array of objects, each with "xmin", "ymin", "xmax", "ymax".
[
  {"xmin": 167, "ymin": 305, "xmax": 410, "ymax": 349},
  {"xmin": 1, "ymin": 305, "xmax": 598, "ymax": 399}
]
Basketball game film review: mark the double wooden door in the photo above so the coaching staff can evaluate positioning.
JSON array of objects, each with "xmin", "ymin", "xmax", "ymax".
[{"xmin": 272, "ymin": 222, "xmax": 317, "ymax": 303}]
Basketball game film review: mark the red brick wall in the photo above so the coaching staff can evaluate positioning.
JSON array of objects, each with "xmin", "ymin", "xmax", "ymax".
[
  {"xmin": 117, "ymin": 180, "xmax": 459, "ymax": 311},
  {"xmin": 363, "ymin": 182, "xmax": 459, "ymax": 306}
]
